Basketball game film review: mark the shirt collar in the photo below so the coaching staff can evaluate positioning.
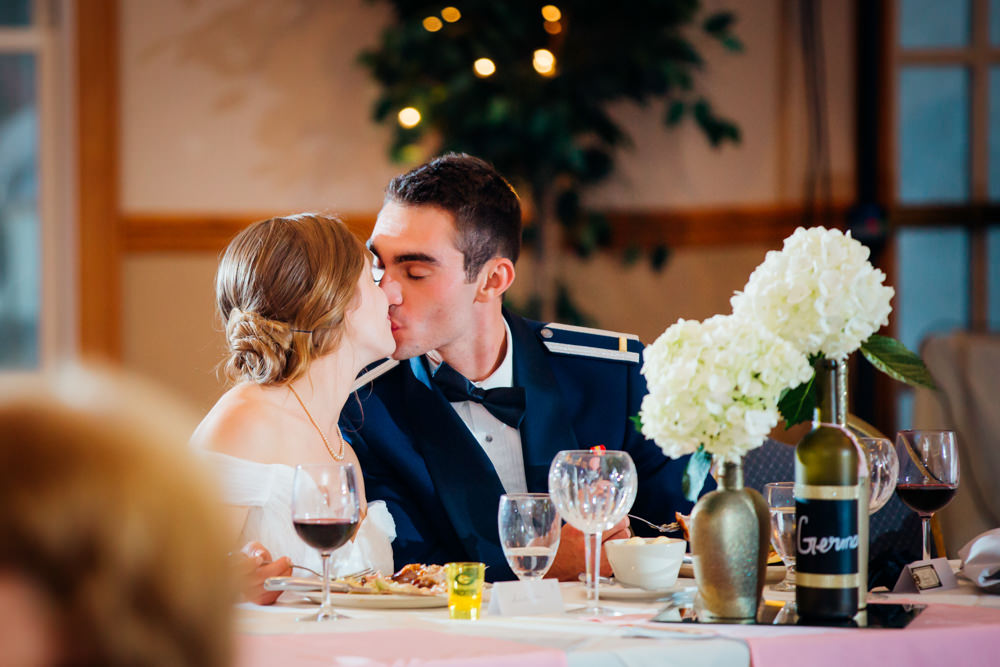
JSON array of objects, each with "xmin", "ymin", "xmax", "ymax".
[{"xmin": 426, "ymin": 318, "xmax": 513, "ymax": 389}]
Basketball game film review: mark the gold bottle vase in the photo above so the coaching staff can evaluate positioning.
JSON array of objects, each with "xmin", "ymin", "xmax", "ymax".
[{"xmin": 690, "ymin": 459, "xmax": 771, "ymax": 622}]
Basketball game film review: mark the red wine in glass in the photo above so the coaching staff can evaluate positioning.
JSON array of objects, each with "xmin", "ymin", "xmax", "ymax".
[
  {"xmin": 895, "ymin": 483, "xmax": 958, "ymax": 517},
  {"xmin": 293, "ymin": 518, "xmax": 359, "ymax": 552}
]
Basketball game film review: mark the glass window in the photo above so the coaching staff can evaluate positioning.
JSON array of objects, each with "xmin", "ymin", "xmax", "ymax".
[
  {"xmin": 992, "ymin": 0, "xmax": 1000, "ymax": 45},
  {"xmin": 0, "ymin": 1, "xmax": 30, "ymax": 27},
  {"xmin": 898, "ymin": 67, "xmax": 970, "ymax": 203},
  {"xmin": 900, "ymin": 0, "xmax": 971, "ymax": 48},
  {"xmin": 0, "ymin": 54, "xmax": 39, "ymax": 369},
  {"xmin": 895, "ymin": 227, "xmax": 970, "ymax": 429},
  {"xmin": 989, "ymin": 227, "xmax": 1000, "ymax": 330}
]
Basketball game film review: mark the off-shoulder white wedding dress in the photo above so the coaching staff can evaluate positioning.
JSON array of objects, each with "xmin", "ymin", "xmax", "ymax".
[{"xmin": 205, "ymin": 451, "xmax": 396, "ymax": 575}]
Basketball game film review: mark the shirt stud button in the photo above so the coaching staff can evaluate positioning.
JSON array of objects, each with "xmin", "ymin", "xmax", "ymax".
[
  {"xmin": 485, "ymin": 435, "xmax": 494, "ymax": 443},
  {"xmin": 540, "ymin": 328, "xmax": 553, "ymax": 339}
]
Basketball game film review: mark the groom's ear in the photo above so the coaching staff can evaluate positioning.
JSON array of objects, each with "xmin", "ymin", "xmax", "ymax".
[{"xmin": 474, "ymin": 257, "xmax": 516, "ymax": 302}]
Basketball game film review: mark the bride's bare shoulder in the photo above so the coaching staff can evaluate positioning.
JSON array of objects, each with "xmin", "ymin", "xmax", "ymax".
[{"xmin": 191, "ymin": 383, "xmax": 286, "ymax": 462}]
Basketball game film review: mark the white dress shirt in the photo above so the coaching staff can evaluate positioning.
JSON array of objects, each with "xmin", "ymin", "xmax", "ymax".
[{"xmin": 426, "ymin": 320, "xmax": 528, "ymax": 494}]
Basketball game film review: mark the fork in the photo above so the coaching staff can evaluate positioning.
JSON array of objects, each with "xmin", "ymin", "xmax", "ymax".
[
  {"xmin": 284, "ymin": 563, "xmax": 376, "ymax": 580},
  {"xmin": 627, "ymin": 514, "xmax": 680, "ymax": 534}
]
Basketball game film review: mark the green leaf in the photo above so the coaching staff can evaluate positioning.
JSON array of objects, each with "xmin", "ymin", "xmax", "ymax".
[
  {"xmin": 860, "ymin": 334, "xmax": 938, "ymax": 389},
  {"xmin": 629, "ymin": 414, "xmax": 643, "ymax": 434},
  {"xmin": 703, "ymin": 11, "xmax": 736, "ymax": 35},
  {"xmin": 778, "ymin": 374, "xmax": 817, "ymax": 427},
  {"xmin": 682, "ymin": 447, "xmax": 713, "ymax": 503},
  {"xmin": 665, "ymin": 100, "xmax": 685, "ymax": 126},
  {"xmin": 722, "ymin": 36, "xmax": 745, "ymax": 52}
]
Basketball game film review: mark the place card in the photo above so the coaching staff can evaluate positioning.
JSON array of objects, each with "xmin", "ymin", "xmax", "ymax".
[
  {"xmin": 487, "ymin": 579, "xmax": 564, "ymax": 616},
  {"xmin": 892, "ymin": 557, "xmax": 959, "ymax": 594}
]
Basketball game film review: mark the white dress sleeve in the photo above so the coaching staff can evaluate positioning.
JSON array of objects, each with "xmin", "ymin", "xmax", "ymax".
[{"xmin": 201, "ymin": 451, "xmax": 397, "ymax": 575}]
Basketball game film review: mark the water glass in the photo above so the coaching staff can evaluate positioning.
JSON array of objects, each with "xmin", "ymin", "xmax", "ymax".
[
  {"xmin": 548, "ymin": 449, "xmax": 637, "ymax": 616},
  {"xmin": 445, "ymin": 562, "xmax": 486, "ymax": 620},
  {"xmin": 498, "ymin": 493, "xmax": 561, "ymax": 581},
  {"xmin": 764, "ymin": 482, "xmax": 796, "ymax": 592},
  {"xmin": 858, "ymin": 437, "xmax": 899, "ymax": 514}
]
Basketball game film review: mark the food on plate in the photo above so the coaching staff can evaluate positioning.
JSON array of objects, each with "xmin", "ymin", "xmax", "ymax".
[
  {"xmin": 674, "ymin": 512, "xmax": 691, "ymax": 541},
  {"xmin": 335, "ymin": 563, "xmax": 447, "ymax": 596}
]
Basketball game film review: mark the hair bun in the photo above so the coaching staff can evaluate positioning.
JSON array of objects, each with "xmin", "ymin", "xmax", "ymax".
[{"xmin": 224, "ymin": 309, "xmax": 295, "ymax": 384}]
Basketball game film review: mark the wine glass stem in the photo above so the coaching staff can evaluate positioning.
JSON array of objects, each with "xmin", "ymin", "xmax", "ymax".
[
  {"xmin": 583, "ymin": 531, "xmax": 593, "ymax": 598},
  {"xmin": 588, "ymin": 531, "xmax": 602, "ymax": 611},
  {"xmin": 320, "ymin": 552, "xmax": 333, "ymax": 617},
  {"xmin": 921, "ymin": 515, "xmax": 932, "ymax": 561}
]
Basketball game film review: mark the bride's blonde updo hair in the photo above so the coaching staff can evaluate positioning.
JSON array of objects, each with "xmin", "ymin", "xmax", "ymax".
[{"xmin": 216, "ymin": 213, "xmax": 365, "ymax": 385}]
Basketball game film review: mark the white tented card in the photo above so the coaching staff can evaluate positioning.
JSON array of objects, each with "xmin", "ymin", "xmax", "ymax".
[
  {"xmin": 892, "ymin": 557, "xmax": 958, "ymax": 593},
  {"xmin": 487, "ymin": 579, "xmax": 564, "ymax": 616}
]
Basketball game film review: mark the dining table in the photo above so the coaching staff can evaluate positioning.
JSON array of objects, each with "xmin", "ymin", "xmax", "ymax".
[{"xmin": 235, "ymin": 569, "xmax": 1000, "ymax": 667}]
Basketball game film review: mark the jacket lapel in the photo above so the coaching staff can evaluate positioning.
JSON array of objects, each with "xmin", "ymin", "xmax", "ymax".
[
  {"xmin": 507, "ymin": 312, "xmax": 580, "ymax": 492},
  {"xmin": 400, "ymin": 358, "xmax": 509, "ymax": 570}
]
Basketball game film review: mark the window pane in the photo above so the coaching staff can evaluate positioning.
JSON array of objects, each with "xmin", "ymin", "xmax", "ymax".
[
  {"xmin": 898, "ymin": 67, "xmax": 970, "ymax": 203},
  {"xmin": 0, "ymin": 54, "xmax": 39, "ymax": 369},
  {"xmin": 992, "ymin": 0, "xmax": 1000, "ymax": 45},
  {"xmin": 900, "ymin": 0, "xmax": 971, "ymax": 48},
  {"xmin": 989, "ymin": 67, "xmax": 1000, "ymax": 199},
  {"xmin": 0, "ymin": 1, "xmax": 31, "ymax": 27},
  {"xmin": 990, "ymin": 227, "xmax": 1000, "ymax": 330},
  {"xmin": 895, "ymin": 227, "xmax": 970, "ymax": 428}
]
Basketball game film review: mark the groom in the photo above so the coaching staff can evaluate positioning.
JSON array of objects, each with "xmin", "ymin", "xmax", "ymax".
[{"xmin": 341, "ymin": 154, "xmax": 703, "ymax": 581}]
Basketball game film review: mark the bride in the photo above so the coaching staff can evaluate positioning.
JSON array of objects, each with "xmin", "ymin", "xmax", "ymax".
[{"xmin": 192, "ymin": 213, "xmax": 398, "ymax": 604}]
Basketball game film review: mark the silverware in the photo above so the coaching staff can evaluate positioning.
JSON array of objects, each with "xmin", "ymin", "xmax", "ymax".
[
  {"xmin": 267, "ymin": 563, "xmax": 375, "ymax": 580},
  {"xmin": 577, "ymin": 573, "xmax": 615, "ymax": 585},
  {"xmin": 628, "ymin": 514, "xmax": 680, "ymax": 533}
]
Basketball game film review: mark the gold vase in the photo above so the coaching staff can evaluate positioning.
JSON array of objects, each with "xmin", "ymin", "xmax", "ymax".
[{"xmin": 690, "ymin": 459, "xmax": 770, "ymax": 622}]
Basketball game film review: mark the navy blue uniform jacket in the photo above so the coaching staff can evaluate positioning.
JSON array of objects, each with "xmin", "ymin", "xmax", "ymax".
[{"xmin": 340, "ymin": 311, "xmax": 704, "ymax": 581}]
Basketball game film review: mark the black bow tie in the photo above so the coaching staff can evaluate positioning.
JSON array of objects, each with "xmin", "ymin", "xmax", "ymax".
[{"xmin": 430, "ymin": 362, "xmax": 526, "ymax": 429}]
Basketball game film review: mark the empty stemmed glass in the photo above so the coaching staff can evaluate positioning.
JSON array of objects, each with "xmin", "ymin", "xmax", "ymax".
[
  {"xmin": 858, "ymin": 437, "xmax": 899, "ymax": 514},
  {"xmin": 894, "ymin": 430, "xmax": 960, "ymax": 561},
  {"xmin": 764, "ymin": 482, "xmax": 796, "ymax": 592},
  {"xmin": 548, "ymin": 450, "xmax": 637, "ymax": 616},
  {"xmin": 498, "ymin": 493, "xmax": 562, "ymax": 580},
  {"xmin": 291, "ymin": 463, "xmax": 361, "ymax": 621}
]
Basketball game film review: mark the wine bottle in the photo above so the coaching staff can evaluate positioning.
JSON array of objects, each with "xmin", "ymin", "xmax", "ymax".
[{"xmin": 794, "ymin": 359, "xmax": 865, "ymax": 622}]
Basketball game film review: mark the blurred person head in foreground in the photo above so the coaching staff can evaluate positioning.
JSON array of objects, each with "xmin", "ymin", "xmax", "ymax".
[{"xmin": 0, "ymin": 366, "xmax": 235, "ymax": 667}]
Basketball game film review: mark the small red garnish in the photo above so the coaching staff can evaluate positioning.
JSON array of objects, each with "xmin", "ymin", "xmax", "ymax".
[{"xmin": 590, "ymin": 444, "xmax": 606, "ymax": 453}]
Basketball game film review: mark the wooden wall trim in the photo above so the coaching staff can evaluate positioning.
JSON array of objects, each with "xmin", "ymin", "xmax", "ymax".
[
  {"xmin": 122, "ymin": 204, "xmax": 852, "ymax": 253},
  {"xmin": 76, "ymin": 0, "xmax": 120, "ymax": 360}
]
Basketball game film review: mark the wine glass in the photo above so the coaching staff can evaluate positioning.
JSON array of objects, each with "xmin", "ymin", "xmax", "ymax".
[
  {"xmin": 764, "ymin": 482, "xmax": 796, "ymax": 592},
  {"xmin": 894, "ymin": 430, "xmax": 959, "ymax": 561},
  {"xmin": 498, "ymin": 493, "xmax": 561, "ymax": 581},
  {"xmin": 858, "ymin": 437, "xmax": 899, "ymax": 514},
  {"xmin": 548, "ymin": 450, "xmax": 637, "ymax": 616},
  {"xmin": 291, "ymin": 463, "xmax": 361, "ymax": 621}
]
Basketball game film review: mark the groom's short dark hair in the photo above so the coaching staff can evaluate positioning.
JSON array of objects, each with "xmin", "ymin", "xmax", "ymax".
[{"xmin": 384, "ymin": 153, "xmax": 521, "ymax": 281}]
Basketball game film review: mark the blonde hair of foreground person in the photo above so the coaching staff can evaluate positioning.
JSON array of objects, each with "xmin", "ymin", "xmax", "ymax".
[
  {"xmin": 0, "ymin": 367, "xmax": 235, "ymax": 667},
  {"xmin": 217, "ymin": 212, "xmax": 366, "ymax": 385}
]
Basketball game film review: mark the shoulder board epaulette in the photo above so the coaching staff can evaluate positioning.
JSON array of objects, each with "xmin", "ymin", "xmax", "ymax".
[
  {"xmin": 538, "ymin": 322, "xmax": 641, "ymax": 364},
  {"xmin": 351, "ymin": 358, "xmax": 400, "ymax": 392}
]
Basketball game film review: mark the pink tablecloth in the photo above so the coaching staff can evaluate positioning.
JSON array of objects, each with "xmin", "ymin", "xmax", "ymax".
[
  {"xmin": 236, "ymin": 628, "xmax": 568, "ymax": 667},
  {"xmin": 747, "ymin": 604, "xmax": 1000, "ymax": 667}
]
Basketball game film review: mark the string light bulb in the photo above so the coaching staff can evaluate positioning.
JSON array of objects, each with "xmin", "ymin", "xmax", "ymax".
[
  {"xmin": 422, "ymin": 16, "xmax": 443, "ymax": 32},
  {"xmin": 397, "ymin": 107, "xmax": 421, "ymax": 128},
  {"xmin": 533, "ymin": 48, "xmax": 556, "ymax": 76},
  {"xmin": 473, "ymin": 58, "xmax": 496, "ymax": 77},
  {"xmin": 541, "ymin": 5, "xmax": 561, "ymax": 22},
  {"xmin": 543, "ymin": 20, "xmax": 561, "ymax": 35},
  {"xmin": 441, "ymin": 6, "xmax": 461, "ymax": 22}
]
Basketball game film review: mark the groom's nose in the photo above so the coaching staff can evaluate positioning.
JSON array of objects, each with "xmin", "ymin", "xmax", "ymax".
[{"xmin": 379, "ymin": 272, "xmax": 403, "ymax": 305}]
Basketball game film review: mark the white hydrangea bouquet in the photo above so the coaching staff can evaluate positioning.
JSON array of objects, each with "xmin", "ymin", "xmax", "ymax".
[
  {"xmin": 637, "ymin": 226, "xmax": 934, "ymax": 499},
  {"xmin": 730, "ymin": 226, "xmax": 935, "ymax": 426}
]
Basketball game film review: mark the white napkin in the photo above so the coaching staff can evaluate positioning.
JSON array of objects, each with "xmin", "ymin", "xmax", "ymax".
[{"xmin": 959, "ymin": 528, "xmax": 1000, "ymax": 594}]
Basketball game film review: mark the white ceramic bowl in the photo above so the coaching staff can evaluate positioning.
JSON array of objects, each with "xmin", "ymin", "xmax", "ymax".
[{"xmin": 604, "ymin": 537, "xmax": 686, "ymax": 590}]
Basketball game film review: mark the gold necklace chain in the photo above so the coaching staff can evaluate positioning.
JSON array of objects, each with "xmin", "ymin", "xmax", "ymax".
[{"xmin": 288, "ymin": 385, "xmax": 345, "ymax": 462}]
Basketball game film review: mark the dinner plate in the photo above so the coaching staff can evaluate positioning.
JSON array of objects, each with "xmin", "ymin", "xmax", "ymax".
[
  {"xmin": 679, "ymin": 563, "xmax": 786, "ymax": 584},
  {"xmin": 302, "ymin": 591, "xmax": 448, "ymax": 609},
  {"xmin": 598, "ymin": 581, "xmax": 696, "ymax": 601}
]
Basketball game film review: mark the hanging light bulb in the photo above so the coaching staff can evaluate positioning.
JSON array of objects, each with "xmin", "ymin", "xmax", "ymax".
[
  {"xmin": 533, "ymin": 48, "xmax": 556, "ymax": 76},
  {"xmin": 473, "ymin": 58, "xmax": 496, "ymax": 78},
  {"xmin": 422, "ymin": 16, "xmax": 443, "ymax": 32},
  {"xmin": 541, "ymin": 5, "xmax": 561, "ymax": 22},
  {"xmin": 397, "ymin": 107, "xmax": 421, "ymax": 128},
  {"xmin": 441, "ymin": 7, "xmax": 461, "ymax": 22},
  {"xmin": 543, "ymin": 20, "xmax": 561, "ymax": 35}
]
